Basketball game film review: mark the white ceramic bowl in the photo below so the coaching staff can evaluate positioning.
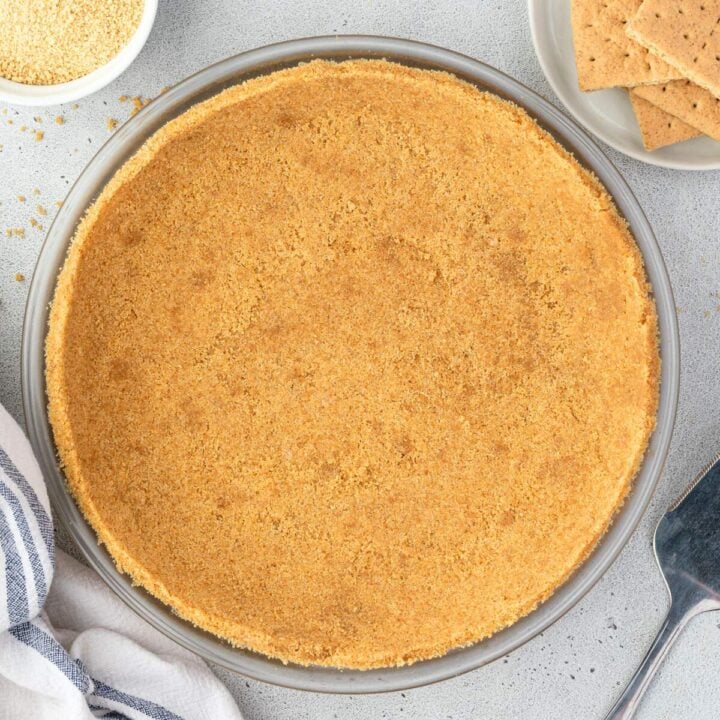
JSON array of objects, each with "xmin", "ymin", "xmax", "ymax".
[{"xmin": 0, "ymin": 0, "xmax": 157, "ymax": 106}]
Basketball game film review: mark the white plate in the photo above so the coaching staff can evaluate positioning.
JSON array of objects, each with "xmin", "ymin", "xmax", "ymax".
[
  {"xmin": 0, "ymin": 0, "xmax": 157, "ymax": 107},
  {"xmin": 528, "ymin": 0, "xmax": 720, "ymax": 170}
]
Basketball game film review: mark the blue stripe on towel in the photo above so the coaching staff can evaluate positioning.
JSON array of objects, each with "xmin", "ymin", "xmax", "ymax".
[
  {"xmin": 0, "ymin": 447, "xmax": 54, "ymax": 561},
  {"xmin": 0, "ymin": 478, "xmax": 46, "ymax": 602},
  {"xmin": 89, "ymin": 705, "xmax": 131, "ymax": 719},
  {"xmin": 9, "ymin": 620, "xmax": 91, "ymax": 693},
  {"xmin": 0, "ymin": 510, "xmax": 28, "ymax": 625},
  {"xmin": 92, "ymin": 680, "xmax": 185, "ymax": 720}
]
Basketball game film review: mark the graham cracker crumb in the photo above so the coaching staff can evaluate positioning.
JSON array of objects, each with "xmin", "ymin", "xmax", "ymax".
[
  {"xmin": 34, "ymin": 130, "xmax": 44, "ymax": 141},
  {"xmin": 15, "ymin": 273, "xmax": 25, "ymax": 282},
  {"xmin": 128, "ymin": 95, "xmax": 150, "ymax": 116}
]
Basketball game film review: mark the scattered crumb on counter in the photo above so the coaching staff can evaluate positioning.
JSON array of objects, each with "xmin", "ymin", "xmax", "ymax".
[
  {"xmin": 33, "ymin": 188, "xmax": 40, "ymax": 196},
  {"xmin": 129, "ymin": 95, "xmax": 149, "ymax": 116},
  {"xmin": 72, "ymin": 103, "xmax": 79, "ymax": 110},
  {"xmin": 106, "ymin": 117, "xmax": 118, "ymax": 131},
  {"xmin": 119, "ymin": 95, "xmax": 128, "ymax": 103},
  {"xmin": 33, "ymin": 116, "xmax": 42, "ymax": 123},
  {"xmin": 55, "ymin": 116, "xmax": 64, "ymax": 125},
  {"xmin": 37, "ymin": 204, "xmax": 47, "ymax": 216},
  {"xmin": 34, "ymin": 130, "xmax": 44, "ymax": 141},
  {"xmin": 17, "ymin": 195, "xmax": 25, "ymax": 202},
  {"xmin": 55, "ymin": 200, "xmax": 63, "ymax": 208},
  {"xmin": 15, "ymin": 273, "xmax": 25, "ymax": 282}
]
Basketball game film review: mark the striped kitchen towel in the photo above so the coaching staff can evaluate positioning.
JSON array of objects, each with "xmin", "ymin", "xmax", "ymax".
[{"xmin": 0, "ymin": 404, "xmax": 244, "ymax": 720}]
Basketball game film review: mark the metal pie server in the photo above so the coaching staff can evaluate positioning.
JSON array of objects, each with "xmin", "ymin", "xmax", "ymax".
[{"xmin": 605, "ymin": 456, "xmax": 720, "ymax": 718}]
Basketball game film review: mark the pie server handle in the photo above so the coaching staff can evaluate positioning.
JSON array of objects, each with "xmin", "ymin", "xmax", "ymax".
[{"xmin": 602, "ymin": 585, "xmax": 715, "ymax": 720}]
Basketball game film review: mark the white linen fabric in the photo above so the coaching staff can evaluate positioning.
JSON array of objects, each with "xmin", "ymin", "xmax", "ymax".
[{"xmin": 0, "ymin": 404, "xmax": 244, "ymax": 720}]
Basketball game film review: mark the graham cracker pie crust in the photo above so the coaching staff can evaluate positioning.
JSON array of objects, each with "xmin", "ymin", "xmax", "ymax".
[{"xmin": 46, "ymin": 59, "xmax": 659, "ymax": 669}]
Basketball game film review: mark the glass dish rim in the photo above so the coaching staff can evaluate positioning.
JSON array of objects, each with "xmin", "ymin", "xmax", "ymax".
[{"xmin": 21, "ymin": 34, "xmax": 680, "ymax": 694}]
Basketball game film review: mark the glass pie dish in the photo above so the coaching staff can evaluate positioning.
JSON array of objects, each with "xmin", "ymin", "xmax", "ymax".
[{"xmin": 22, "ymin": 35, "xmax": 679, "ymax": 694}]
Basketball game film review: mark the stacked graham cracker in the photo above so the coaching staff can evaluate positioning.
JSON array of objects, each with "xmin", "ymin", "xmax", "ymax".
[{"xmin": 571, "ymin": 0, "xmax": 720, "ymax": 150}]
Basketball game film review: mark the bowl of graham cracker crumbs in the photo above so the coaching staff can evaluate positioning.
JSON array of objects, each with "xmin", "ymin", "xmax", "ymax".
[{"xmin": 0, "ymin": 0, "xmax": 157, "ymax": 106}]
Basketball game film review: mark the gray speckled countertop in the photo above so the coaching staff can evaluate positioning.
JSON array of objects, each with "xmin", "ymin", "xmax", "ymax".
[{"xmin": 1, "ymin": 1, "xmax": 719, "ymax": 718}]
